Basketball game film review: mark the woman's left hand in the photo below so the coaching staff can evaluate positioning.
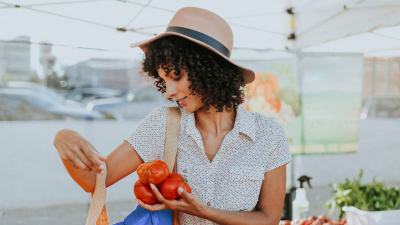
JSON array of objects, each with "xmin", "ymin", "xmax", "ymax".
[{"xmin": 136, "ymin": 183, "xmax": 205, "ymax": 216}]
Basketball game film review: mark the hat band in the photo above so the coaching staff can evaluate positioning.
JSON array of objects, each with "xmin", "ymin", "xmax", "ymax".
[{"xmin": 166, "ymin": 26, "xmax": 231, "ymax": 58}]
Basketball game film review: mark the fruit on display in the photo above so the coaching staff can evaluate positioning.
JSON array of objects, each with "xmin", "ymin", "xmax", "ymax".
[{"xmin": 280, "ymin": 214, "xmax": 347, "ymax": 225}]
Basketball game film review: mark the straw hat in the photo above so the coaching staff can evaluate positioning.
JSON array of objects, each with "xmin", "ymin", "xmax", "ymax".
[{"xmin": 130, "ymin": 7, "xmax": 255, "ymax": 84}]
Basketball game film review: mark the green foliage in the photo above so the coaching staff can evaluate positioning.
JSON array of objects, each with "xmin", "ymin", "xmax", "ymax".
[{"xmin": 324, "ymin": 169, "xmax": 400, "ymax": 220}]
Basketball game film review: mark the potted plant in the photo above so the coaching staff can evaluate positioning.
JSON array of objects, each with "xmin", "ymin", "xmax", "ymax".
[{"xmin": 325, "ymin": 170, "xmax": 400, "ymax": 225}]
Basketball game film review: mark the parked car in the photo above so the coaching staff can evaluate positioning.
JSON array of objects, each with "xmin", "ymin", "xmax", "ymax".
[
  {"xmin": 87, "ymin": 84, "xmax": 175, "ymax": 120},
  {"xmin": 360, "ymin": 95, "xmax": 400, "ymax": 119},
  {"xmin": 64, "ymin": 88, "xmax": 124, "ymax": 106},
  {"xmin": 0, "ymin": 82, "xmax": 106, "ymax": 121}
]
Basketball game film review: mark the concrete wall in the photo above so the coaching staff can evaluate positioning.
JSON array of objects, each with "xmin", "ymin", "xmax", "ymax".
[
  {"xmin": 1, "ymin": 119, "xmax": 399, "ymax": 211},
  {"xmin": 0, "ymin": 120, "xmax": 141, "ymax": 209}
]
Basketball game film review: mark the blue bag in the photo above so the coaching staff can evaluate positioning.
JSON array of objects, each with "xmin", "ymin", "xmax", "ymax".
[{"xmin": 113, "ymin": 205, "xmax": 172, "ymax": 225}]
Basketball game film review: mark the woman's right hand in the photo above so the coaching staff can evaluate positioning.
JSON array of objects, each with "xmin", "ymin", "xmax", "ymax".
[{"xmin": 54, "ymin": 129, "xmax": 107, "ymax": 174}]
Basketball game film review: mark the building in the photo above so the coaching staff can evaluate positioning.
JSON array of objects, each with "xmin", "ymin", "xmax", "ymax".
[
  {"xmin": 363, "ymin": 57, "xmax": 400, "ymax": 102},
  {"xmin": 64, "ymin": 58, "xmax": 143, "ymax": 91},
  {"xmin": 0, "ymin": 36, "xmax": 31, "ymax": 82}
]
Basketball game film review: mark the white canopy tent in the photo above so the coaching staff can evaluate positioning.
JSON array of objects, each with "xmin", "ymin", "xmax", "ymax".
[
  {"xmin": 0, "ymin": 0, "xmax": 397, "ymax": 212},
  {"xmin": 1, "ymin": 0, "xmax": 399, "ymax": 56},
  {"xmin": 292, "ymin": 0, "xmax": 400, "ymax": 57}
]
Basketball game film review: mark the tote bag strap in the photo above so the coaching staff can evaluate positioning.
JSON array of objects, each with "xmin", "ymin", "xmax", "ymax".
[
  {"xmin": 86, "ymin": 161, "xmax": 109, "ymax": 225},
  {"xmin": 164, "ymin": 106, "xmax": 181, "ymax": 225},
  {"xmin": 164, "ymin": 106, "xmax": 181, "ymax": 172}
]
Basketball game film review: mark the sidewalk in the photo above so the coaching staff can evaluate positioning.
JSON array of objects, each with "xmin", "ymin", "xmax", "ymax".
[{"xmin": 0, "ymin": 201, "xmax": 137, "ymax": 225}]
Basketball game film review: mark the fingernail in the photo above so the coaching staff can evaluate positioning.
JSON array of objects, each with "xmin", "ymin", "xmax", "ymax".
[
  {"xmin": 150, "ymin": 183, "xmax": 155, "ymax": 189},
  {"xmin": 99, "ymin": 165, "xmax": 104, "ymax": 169},
  {"xmin": 178, "ymin": 187, "xmax": 183, "ymax": 193}
]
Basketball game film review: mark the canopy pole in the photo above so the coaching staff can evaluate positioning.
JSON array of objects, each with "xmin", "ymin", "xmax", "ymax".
[
  {"xmin": 371, "ymin": 57, "xmax": 376, "ymax": 118},
  {"xmin": 286, "ymin": 7, "xmax": 296, "ymax": 50},
  {"xmin": 385, "ymin": 58, "xmax": 390, "ymax": 94}
]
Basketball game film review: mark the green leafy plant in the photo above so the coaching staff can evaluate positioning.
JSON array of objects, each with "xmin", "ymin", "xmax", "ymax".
[{"xmin": 324, "ymin": 169, "xmax": 400, "ymax": 220}]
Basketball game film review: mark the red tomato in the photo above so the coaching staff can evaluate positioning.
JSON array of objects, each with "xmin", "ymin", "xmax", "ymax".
[
  {"xmin": 166, "ymin": 173, "xmax": 183, "ymax": 181},
  {"xmin": 133, "ymin": 180, "xmax": 159, "ymax": 205},
  {"xmin": 160, "ymin": 173, "xmax": 192, "ymax": 200},
  {"xmin": 137, "ymin": 160, "xmax": 170, "ymax": 185}
]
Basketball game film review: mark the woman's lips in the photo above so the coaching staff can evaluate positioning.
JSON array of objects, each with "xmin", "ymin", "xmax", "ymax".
[{"xmin": 177, "ymin": 97, "xmax": 187, "ymax": 105}]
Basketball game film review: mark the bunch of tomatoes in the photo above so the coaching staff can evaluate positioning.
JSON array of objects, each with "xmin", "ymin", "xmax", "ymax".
[
  {"xmin": 281, "ymin": 214, "xmax": 347, "ymax": 225},
  {"xmin": 134, "ymin": 160, "xmax": 192, "ymax": 205}
]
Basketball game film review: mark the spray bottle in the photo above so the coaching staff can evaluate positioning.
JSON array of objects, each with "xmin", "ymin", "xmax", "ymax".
[{"xmin": 292, "ymin": 175, "xmax": 312, "ymax": 220}]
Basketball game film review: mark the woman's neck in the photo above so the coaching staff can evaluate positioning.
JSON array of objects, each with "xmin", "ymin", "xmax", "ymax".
[{"xmin": 194, "ymin": 107, "xmax": 236, "ymax": 136}]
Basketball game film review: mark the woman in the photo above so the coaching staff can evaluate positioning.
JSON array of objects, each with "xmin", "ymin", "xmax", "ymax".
[{"xmin": 54, "ymin": 7, "xmax": 291, "ymax": 225}]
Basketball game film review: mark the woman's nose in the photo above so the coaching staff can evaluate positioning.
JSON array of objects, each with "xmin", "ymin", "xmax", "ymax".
[{"xmin": 165, "ymin": 83, "xmax": 177, "ymax": 100}]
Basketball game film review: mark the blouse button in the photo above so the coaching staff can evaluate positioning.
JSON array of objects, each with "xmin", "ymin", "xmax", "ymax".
[
  {"xmin": 183, "ymin": 169, "xmax": 187, "ymax": 173},
  {"xmin": 207, "ymin": 202, "xmax": 211, "ymax": 206}
]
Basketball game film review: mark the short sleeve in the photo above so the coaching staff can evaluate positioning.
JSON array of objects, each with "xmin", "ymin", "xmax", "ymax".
[
  {"xmin": 265, "ymin": 119, "xmax": 292, "ymax": 172},
  {"xmin": 125, "ymin": 106, "xmax": 168, "ymax": 163}
]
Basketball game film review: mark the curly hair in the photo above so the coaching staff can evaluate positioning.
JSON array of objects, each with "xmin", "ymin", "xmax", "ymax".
[{"xmin": 142, "ymin": 35, "xmax": 245, "ymax": 113}]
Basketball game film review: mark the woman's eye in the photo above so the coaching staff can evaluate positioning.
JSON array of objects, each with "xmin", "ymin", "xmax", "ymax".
[{"xmin": 173, "ymin": 76, "xmax": 181, "ymax": 81}]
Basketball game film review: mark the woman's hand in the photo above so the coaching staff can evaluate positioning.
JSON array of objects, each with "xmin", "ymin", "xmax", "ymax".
[
  {"xmin": 137, "ymin": 183, "xmax": 205, "ymax": 217},
  {"xmin": 54, "ymin": 129, "xmax": 106, "ymax": 174}
]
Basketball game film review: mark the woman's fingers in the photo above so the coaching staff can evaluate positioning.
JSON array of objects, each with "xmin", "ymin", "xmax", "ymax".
[
  {"xmin": 88, "ymin": 142, "xmax": 107, "ymax": 161},
  {"xmin": 138, "ymin": 185, "xmax": 199, "ymax": 214},
  {"xmin": 149, "ymin": 184, "xmax": 180, "ymax": 210},
  {"xmin": 136, "ymin": 199, "xmax": 168, "ymax": 212},
  {"xmin": 59, "ymin": 140, "xmax": 93, "ymax": 172},
  {"xmin": 72, "ymin": 145, "xmax": 95, "ymax": 169},
  {"xmin": 67, "ymin": 158, "xmax": 91, "ymax": 171},
  {"xmin": 150, "ymin": 184, "xmax": 168, "ymax": 203},
  {"xmin": 54, "ymin": 129, "xmax": 105, "ymax": 173},
  {"xmin": 57, "ymin": 142, "xmax": 88, "ymax": 170},
  {"xmin": 80, "ymin": 142, "xmax": 105, "ymax": 173},
  {"xmin": 177, "ymin": 187, "xmax": 194, "ymax": 202}
]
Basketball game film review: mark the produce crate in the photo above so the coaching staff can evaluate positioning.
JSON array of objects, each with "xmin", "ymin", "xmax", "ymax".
[{"xmin": 343, "ymin": 206, "xmax": 400, "ymax": 225}]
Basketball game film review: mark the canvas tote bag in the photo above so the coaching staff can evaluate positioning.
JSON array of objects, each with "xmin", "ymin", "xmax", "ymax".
[{"xmin": 85, "ymin": 106, "xmax": 181, "ymax": 225}]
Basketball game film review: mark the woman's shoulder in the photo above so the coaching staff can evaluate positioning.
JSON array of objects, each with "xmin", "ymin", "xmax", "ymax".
[
  {"xmin": 250, "ymin": 111, "xmax": 283, "ymax": 137},
  {"xmin": 142, "ymin": 106, "xmax": 186, "ymax": 126},
  {"xmin": 247, "ymin": 110, "xmax": 279, "ymax": 127},
  {"xmin": 143, "ymin": 106, "xmax": 169, "ymax": 121}
]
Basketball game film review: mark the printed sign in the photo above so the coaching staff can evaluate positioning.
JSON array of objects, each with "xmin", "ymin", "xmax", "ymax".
[{"xmin": 237, "ymin": 52, "xmax": 363, "ymax": 154}]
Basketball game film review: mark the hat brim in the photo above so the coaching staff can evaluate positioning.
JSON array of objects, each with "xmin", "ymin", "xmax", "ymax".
[{"xmin": 130, "ymin": 32, "xmax": 255, "ymax": 84}]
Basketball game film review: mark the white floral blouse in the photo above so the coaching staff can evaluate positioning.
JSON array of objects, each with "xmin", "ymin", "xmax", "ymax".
[{"xmin": 125, "ymin": 105, "xmax": 292, "ymax": 225}]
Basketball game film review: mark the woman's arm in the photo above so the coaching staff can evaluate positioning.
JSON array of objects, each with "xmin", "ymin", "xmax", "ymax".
[
  {"xmin": 54, "ymin": 129, "xmax": 144, "ymax": 192},
  {"xmin": 138, "ymin": 164, "xmax": 287, "ymax": 225}
]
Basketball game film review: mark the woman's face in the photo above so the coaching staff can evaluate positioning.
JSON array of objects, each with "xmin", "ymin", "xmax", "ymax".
[{"xmin": 157, "ymin": 66, "xmax": 203, "ymax": 113}]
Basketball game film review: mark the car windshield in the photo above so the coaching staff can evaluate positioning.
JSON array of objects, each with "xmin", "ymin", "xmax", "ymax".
[
  {"xmin": 65, "ymin": 88, "xmax": 124, "ymax": 104},
  {"xmin": 4, "ymin": 82, "xmax": 65, "ymax": 104},
  {"xmin": 0, "ymin": 89, "xmax": 61, "ymax": 108}
]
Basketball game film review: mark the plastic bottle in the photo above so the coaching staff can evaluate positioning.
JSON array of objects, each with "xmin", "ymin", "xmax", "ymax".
[{"xmin": 292, "ymin": 175, "xmax": 312, "ymax": 221}]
